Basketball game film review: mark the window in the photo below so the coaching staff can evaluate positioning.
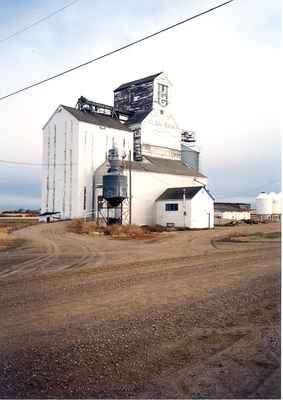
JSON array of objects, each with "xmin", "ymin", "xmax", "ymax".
[
  {"xmin": 165, "ymin": 203, "xmax": 178, "ymax": 212},
  {"xmin": 158, "ymin": 83, "xmax": 168, "ymax": 107},
  {"xmin": 159, "ymin": 84, "xmax": 167, "ymax": 93},
  {"xmin": 83, "ymin": 186, "xmax": 87, "ymax": 210}
]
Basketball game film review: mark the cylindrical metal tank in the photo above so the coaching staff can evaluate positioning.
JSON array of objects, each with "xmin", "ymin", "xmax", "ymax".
[
  {"xmin": 270, "ymin": 192, "xmax": 281, "ymax": 214},
  {"xmin": 181, "ymin": 144, "xmax": 200, "ymax": 171},
  {"xmin": 256, "ymin": 192, "xmax": 272, "ymax": 215},
  {"xmin": 103, "ymin": 174, "xmax": 127, "ymax": 207},
  {"xmin": 278, "ymin": 192, "xmax": 282, "ymax": 213}
]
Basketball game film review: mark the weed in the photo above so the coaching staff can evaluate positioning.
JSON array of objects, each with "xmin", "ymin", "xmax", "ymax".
[{"xmin": 66, "ymin": 220, "xmax": 160, "ymax": 240}]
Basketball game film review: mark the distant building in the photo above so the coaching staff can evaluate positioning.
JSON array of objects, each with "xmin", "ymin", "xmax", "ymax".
[
  {"xmin": 214, "ymin": 202, "xmax": 250, "ymax": 221},
  {"xmin": 41, "ymin": 72, "xmax": 213, "ymax": 227},
  {"xmin": 38, "ymin": 211, "xmax": 61, "ymax": 223}
]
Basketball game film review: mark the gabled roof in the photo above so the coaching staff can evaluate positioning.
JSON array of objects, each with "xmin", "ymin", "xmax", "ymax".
[
  {"xmin": 39, "ymin": 211, "xmax": 60, "ymax": 216},
  {"xmin": 123, "ymin": 155, "xmax": 206, "ymax": 178},
  {"xmin": 156, "ymin": 186, "xmax": 214, "ymax": 201},
  {"xmin": 156, "ymin": 186, "xmax": 202, "ymax": 201},
  {"xmin": 62, "ymin": 105, "xmax": 131, "ymax": 132},
  {"xmin": 114, "ymin": 72, "xmax": 162, "ymax": 92}
]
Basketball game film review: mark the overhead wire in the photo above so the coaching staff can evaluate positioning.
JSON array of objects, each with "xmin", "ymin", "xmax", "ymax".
[
  {"xmin": 2, "ymin": 0, "xmax": 260, "ymax": 197},
  {"xmin": 0, "ymin": 148, "xmax": 202, "ymax": 168},
  {"xmin": 0, "ymin": 159, "xmax": 80, "ymax": 167},
  {"xmin": 1, "ymin": 158, "xmax": 280, "ymax": 199},
  {"xmin": 0, "ymin": 0, "xmax": 236, "ymax": 102},
  {"xmin": 0, "ymin": 0, "xmax": 81, "ymax": 44}
]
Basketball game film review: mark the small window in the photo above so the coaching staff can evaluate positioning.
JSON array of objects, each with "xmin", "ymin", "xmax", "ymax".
[
  {"xmin": 165, "ymin": 203, "xmax": 178, "ymax": 212},
  {"xmin": 83, "ymin": 186, "xmax": 87, "ymax": 210},
  {"xmin": 160, "ymin": 84, "xmax": 167, "ymax": 93},
  {"xmin": 160, "ymin": 110, "xmax": 164, "ymax": 115}
]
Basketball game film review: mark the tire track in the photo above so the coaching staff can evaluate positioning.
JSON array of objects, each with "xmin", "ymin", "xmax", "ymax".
[{"xmin": 0, "ymin": 222, "xmax": 98, "ymax": 278}]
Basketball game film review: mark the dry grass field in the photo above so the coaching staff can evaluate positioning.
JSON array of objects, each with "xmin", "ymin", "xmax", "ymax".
[
  {"xmin": 0, "ymin": 227, "xmax": 26, "ymax": 252},
  {"xmin": 0, "ymin": 221, "xmax": 280, "ymax": 398}
]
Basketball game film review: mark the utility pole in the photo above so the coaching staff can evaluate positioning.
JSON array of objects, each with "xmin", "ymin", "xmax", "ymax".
[
  {"xmin": 183, "ymin": 188, "xmax": 186, "ymax": 228},
  {"xmin": 129, "ymin": 150, "xmax": 132, "ymax": 225}
]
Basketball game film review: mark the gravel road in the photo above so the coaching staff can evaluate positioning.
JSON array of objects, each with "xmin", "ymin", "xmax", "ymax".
[{"xmin": 0, "ymin": 222, "xmax": 280, "ymax": 398}]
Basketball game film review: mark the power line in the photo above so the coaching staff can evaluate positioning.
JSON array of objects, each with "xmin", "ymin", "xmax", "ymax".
[
  {"xmin": 1, "ymin": 158, "xmax": 279, "ymax": 193},
  {"xmin": 0, "ymin": 159, "xmax": 89, "ymax": 167},
  {"xmin": 0, "ymin": 151, "xmax": 209, "ymax": 168},
  {"xmin": 0, "ymin": 0, "xmax": 81, "ymax": 44},
  {"xmin": 0, "ymin": 0, "xmax": 236, "ymax": 102},
  {"xmin": 0, "ymin": 159, "xmax": 45, "ymax": 167}
]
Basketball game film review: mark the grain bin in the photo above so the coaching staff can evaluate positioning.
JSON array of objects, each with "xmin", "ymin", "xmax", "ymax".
[
  {"xmin": 101, "ymin": 142, "xmax": 128, "ymax": 224},
  {"xmin": 269, "ymin": 192, "xmax": 281, "ymax": 214},
  {"xmin": 278, "ymin": 192, "xmax": 282, "ymax": 211},
  {"xmin": 103, "ymin": 145, "xmax": 127, "ymax": 207},
  {"xmin": 103, "ymin": 174, "xmax": 127, "ymax": 207},
  {"xmin": 256, "ymin": 192, "xmax": 272, "ymax": 216}
]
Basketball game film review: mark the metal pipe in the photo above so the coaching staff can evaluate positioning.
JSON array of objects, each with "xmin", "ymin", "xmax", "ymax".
[{"xmin": 129, "ymin": 150, "xmax": 132, "ymax": 225}]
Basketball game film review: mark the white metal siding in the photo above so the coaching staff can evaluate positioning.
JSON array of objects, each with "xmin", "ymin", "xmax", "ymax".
[
  {"xmin": 141, "ymin": 111, "xmax": 181, "ymax": 151},
  {"xmin": 139, "ymin": 73, "xmax": 181, "ymax": 153},
  {"xmin": 156, "ymin": 199, "xmax": 187, "ymax": 228},
  {"xmin": 190, "ymin": 189, "xmax": 214, "ymax": 228},
  {"xmin": 42, "ymin": 108, "xmax": 133, "ymax": 219},
  {"xmin": 41, "ymin": 108, "xmax": 80, "ymax": 219},
  {"xmin": 130, "ymin": 171, "xmax": 207, "ymax": 226}
]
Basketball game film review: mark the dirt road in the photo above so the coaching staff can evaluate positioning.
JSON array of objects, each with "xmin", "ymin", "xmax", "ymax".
[{"xmin": 0, "ymin": 222, "xmax": 280, "ymax": 398}]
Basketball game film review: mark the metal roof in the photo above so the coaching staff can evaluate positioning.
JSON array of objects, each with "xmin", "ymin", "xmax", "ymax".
[
  {"xmin": 114, "ymin": 72, "xmax": 162, "ymax": 92},
  {"xmin": 62, "ymin": 105, "xmax": 131, "ymax": 132},
  {"xmin": 39, "ymin": 211, "xmax": 60, "ymax": 216},
  {"xmin": 156, "ymin": 186, "xmax": 203, "ymax": 201},
  {"xmin": 124, "ymin": 155, "xmax": 207, "ymax": 178},
  {"xmin": 214, "ymin": 202, "xmax": 250, "ymax": 212}
]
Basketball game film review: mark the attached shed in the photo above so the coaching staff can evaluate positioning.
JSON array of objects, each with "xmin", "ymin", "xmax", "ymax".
[
  {"xmin": 156, "ymin": 186, "xmax": 214, "ymax": 229},
  {"xmin": 38, "ymin": 211, "xmax": 61, "ymax": 223},
  {"xmin": 94, "ymin": 156, "xmax": 208, "ymax": 226}
]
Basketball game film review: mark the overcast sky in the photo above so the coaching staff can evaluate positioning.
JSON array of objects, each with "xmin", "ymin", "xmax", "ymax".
[{"xmin": 0, "ymin": 0, "xmax": 281, "ymax": 209}]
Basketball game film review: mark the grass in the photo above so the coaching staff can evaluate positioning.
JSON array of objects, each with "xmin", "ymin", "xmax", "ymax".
[
  {"xmin": 0, "ymin": 227, "xmax": 26, "ymax": 251},
  {"xmin": 247, "ymin": 231, "xmax": 281, "ymax": 240},
  {"xmin": 0, "ymin": 219, "xmax": 37, "ymax": 232},
  {"xmin": 220, "ymin": 231, "xmax": 281, "ymax": 243},
  {"xmin": 66, "ymin": 219, "xmax": 163, "ymax": 240},
  {"xmin": 106, "ymin": 224, "xmax": 150, "ymax": 239}
]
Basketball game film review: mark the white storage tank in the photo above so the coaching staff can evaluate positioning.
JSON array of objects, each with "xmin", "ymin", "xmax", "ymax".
[
  {"xmin": 256, "ymin": 192, "xmax": 272, "ymax": 215},
  {"xmin": 269, "ymin": 192, "xmax": 281, "ymax": 214},
  {"xmin": 278, "ymin": 192, "xmax": 282, "ymax": 212}
]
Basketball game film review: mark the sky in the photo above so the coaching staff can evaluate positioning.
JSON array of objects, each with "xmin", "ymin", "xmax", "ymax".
[{"xmin": 0, "ymin": 0, "xmax": 281, "ymax": 210}]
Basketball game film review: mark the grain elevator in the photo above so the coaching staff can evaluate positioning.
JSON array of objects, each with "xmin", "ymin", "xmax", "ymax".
[{"xmin": 41, "ymin": 72, "xmax": 214, "ymax": 228}]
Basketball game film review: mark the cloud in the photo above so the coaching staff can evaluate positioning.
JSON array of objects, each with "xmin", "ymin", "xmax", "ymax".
[
  {"xmin": 0, "ymin": 0, "xmax": 280, "ymax": 208},
  {"xmin": 0, "ymin": 195, "xmax": 40, "ymax": 211},
  {"xmin": 0, "ymin": 166, "xmax": 40, "ymax": 209}
]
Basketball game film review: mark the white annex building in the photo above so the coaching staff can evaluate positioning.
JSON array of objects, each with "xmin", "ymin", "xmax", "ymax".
[
  {"xmin": 41, "ymin": 72, "xmax": 214, "ymax": 228},
  {"xmin": 156, "ymin": 187, "xmax": 214, "ymax": 229}
]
